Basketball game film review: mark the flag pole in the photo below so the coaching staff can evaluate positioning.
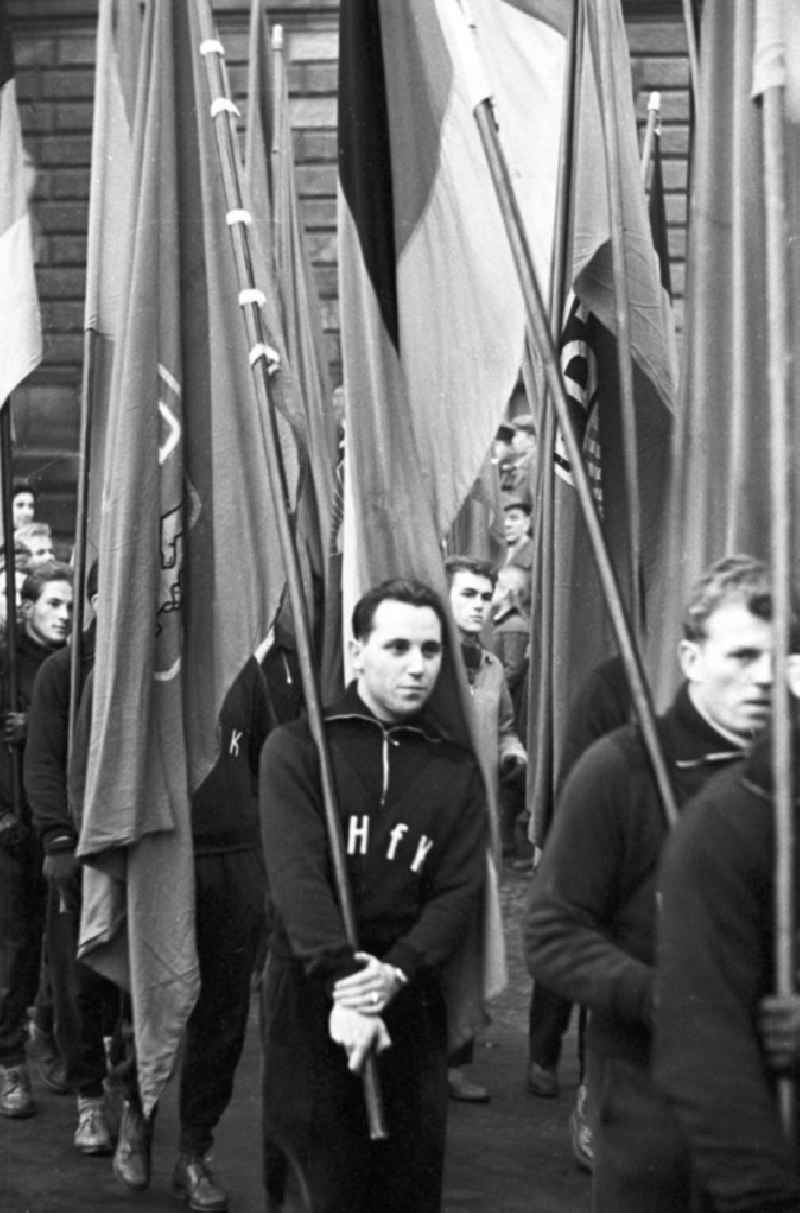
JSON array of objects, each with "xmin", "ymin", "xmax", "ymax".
[
  {"xmin": 195, "ymin": 2, "xmax": 387, "ymax": 1140},
  {"xmin": 640, "ymin": 91, "xmax": 660, "ymax": 189},
  {"xmin": 681, "ymin": 0, "xmax": 699, "ymax": 112},
  {"xmin": 0, "ymin": 402, "xmax": 22, "ymax": 818},
  {"xmin": 527, "ymin": 0, "xmax": 583, "ymax": 843},
  {"xmin": 67, "ymin": 325, "xmax": 96, "ymax": 761},
  {"xmin": 594, "ymin": 0, "xmax": 642, "ymax": 640},
  {"xmin": 761, "ymin": 57, "xmax": 795, "ymax": 1140},
  {"xmin": 453, "ymin": 0, "xmax": 678, "ymax": 828}
]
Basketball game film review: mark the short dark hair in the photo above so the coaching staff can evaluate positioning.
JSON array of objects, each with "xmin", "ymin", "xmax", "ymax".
[
  {"xmin": 12, "ymin": 479, "xmax": 36, "ymax": 502},
  {"xmin": 351, "ymin": 578, "xmax": 446, "ymax": 641},
  {"xmin": 20, "ymin": 560, "xmax": 73, "ymax": 605},
  {"xmin": 444, "ymin": 555, "xmax": 497, "ymax": 589},
  {"xmin": 682, "ymin": 555, "xmax": 774, "ymax": 641}
]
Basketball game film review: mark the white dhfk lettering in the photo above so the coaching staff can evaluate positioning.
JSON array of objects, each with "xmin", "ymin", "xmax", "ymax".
[
  {"xmin": 410, "ymin": 835, "xmax": 434, "ymax": 873},
  {"xmin": 386, "ymin": 823, "xmax": 409, "ymax": 861},
  {"xmin": 229, "ymin": 728, "xmax": 243, "ymax": 757},
  {"xmin": 347, "ymin": 815, "xmax": 370, "ymax": 855}
]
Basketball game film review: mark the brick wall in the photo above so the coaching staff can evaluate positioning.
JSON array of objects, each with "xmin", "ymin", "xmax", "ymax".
[{"xmin": 7, "ymin": 1, "xmax": 688, "ymax": 547}]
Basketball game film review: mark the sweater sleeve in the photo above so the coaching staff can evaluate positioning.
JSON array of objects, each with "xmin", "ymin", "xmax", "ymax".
[
  {"xmin": 24, "ymin": 652, "xmax": 74, "ymax": 853},
  {"xmin": 259, "ymin": 724, "xmax": 356, "ymax": 984},
  {"xmin": 653, "ymin": 797, "xmax": 800, "ymax": 1211},
  {"xmin": 383, "ymin": 762, "xmax": 486, "ymax": 979},
  {"xmin": 524, "ymin": 736, "xmax": 653, "ymax": 1027}
]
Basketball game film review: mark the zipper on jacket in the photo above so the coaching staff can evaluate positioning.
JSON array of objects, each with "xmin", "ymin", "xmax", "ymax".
[{"xmin": 379, "ymin": 730, "xmax": 390, "ymax": 809}]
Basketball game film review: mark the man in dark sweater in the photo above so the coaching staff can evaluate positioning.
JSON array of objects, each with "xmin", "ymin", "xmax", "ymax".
[
  {"xmin": 0, "ymin": 561, "xmax": 72, "ymax": 1119},
  {"xmin": 172, "ymin": 613, "xmax": 304, "ymax": 1213},
  {"xmin": 654, "ymin": 697, "xmax": 800, "ymax": 1211},
  {"xmin": 259, "ymin": 578, "xmax": 486, "ymax": 1213},
  {"xmin": 525, "ymin": 555, "xmax": 777, "ymax": 1212}
]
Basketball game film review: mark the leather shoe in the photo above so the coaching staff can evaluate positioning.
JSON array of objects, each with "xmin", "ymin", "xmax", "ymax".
[
  {"xmin": 0, "ymin": 1062, "xmax": 35, "ymax": 1118},
  {"xmin": 172, "ymin": 1154, "xmax": 229, "ymax": 1212},
  {"xmin": 527, "ymin": 1061, "xmax": 559, "ymax": 1098},
  {"xmin": 112, "ymin": 1100, "xmax": 151, "ymax": 1190},
  {"xmin": 447, "ymin": 1067, "xmax": 490, "ymax": 1103}
]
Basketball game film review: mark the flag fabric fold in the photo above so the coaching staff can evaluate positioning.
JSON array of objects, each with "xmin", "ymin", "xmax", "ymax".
[
  {"xmin": 0, "ymin": 0, "xmax": 41, "ymax": 404},
  {"xmin": 648, "ymin": 0, "xmax": 800, "ymax": 705},
  {"xmin": 78, "ymin": 0, "xmax": 294, "ymax": 1113}
]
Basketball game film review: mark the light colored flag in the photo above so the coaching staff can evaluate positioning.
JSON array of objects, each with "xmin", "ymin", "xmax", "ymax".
[
  {"xmin": 0, "ymin": 0, "xmax": 41, "ymax": 403},
  {"xmin": 77, "ymin": 0, "xmax": 295, "ymax": 1113}
]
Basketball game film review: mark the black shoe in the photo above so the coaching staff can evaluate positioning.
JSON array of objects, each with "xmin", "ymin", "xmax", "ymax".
[
  {"xmin": 172, "ymin": 1154, "xmax": 229, "ymax": 1212},
  {"xmin": 527, "ymin": 1061, "xmax": 559, "ymax": 1098}
]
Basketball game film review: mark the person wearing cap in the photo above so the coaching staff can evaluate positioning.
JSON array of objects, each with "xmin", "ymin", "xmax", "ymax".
[{"xmin": 502, "ymin": 497, "xmax": 534, "ymax": 614}]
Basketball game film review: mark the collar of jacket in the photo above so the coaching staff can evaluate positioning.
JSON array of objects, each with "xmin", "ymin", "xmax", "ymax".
[
  {"xmin": 325, "ymin": 680, "xmax": 448, "ymax": 744},
  {"xmin": 664, "ymin": 682, "xmax": 746, "ymax": 770},
  {"xmin": 740, "ymin": 703, "xmax": 800, "ymax": 798}
]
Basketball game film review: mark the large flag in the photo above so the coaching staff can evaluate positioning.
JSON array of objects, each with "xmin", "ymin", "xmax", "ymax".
[
  {"xmin": 648, "ymin": 0, "xmax": 800, "ymax": 705},
  {"xmin": 0, "ymin": 0, "xmax": 41, "ymax": 403},
  {"xmin": 82, "ymin": 0, "xmax": 143, "ymax": 559},
  {"xmin": 338, "ymin": 0, "xmax": 564, "ymax": 685},
  {"xmin": 245, "ymin": 2, "xmax": 342, "ymax": 698},
  {"xmin": 528, "ymin": 0, "xmax": 676, "ymax": 842},
  {"xmin": 77, "ymin": 0, "xmax": 295, "ymax": 1113}
]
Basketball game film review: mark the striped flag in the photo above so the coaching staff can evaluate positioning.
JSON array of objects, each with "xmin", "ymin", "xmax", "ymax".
[{"xmin": 0, "ymin": 0, "xmax": 41, "ymax": 403}]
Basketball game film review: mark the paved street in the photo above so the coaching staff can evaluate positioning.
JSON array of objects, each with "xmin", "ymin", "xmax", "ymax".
[{"xmin": 3, "ymin": 868, "xmax": 590, "ymax": 1212}]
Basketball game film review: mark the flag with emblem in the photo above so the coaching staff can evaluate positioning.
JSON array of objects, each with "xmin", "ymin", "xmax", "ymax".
[
  {"xmin": 527, "ymin": 0, "xmax": 675, "ymax": 844},
  {"xmin": 0, "ymin": 0, "xmax": 41, "ymax": 403},
  {"xmin": 77, "ymin": 0, "xmax": 296, "ymax": 1113}
]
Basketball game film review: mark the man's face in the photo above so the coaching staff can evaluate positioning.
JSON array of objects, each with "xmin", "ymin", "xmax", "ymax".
[
  {"xmin": 23, "ymin": 579, "xmax": 73, "ymax": 646},
  {"xmin": 679, "ymin": 601, "xmax": 773, "ymax": 741},
  {"xmin": 503, "ymin": 507, "xmax": 530, "ymax": 547},
  {"xmin": 25, "ymin": 539, "xmax": 54, "ymax": 566},
  {"xmin": 351, "ymin": 599, "xmax": 443, "ymax": 723},
  {"xmin": 449, "ymin": 570, "xmax": 494, "ymax": 636},
  {"xmin": 13, "ymin": 492, "xmax": 35, "ymax": 529}
]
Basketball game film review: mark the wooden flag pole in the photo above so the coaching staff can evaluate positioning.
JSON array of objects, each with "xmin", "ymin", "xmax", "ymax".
[
  {"xmin": 528, "ymin": 0, "xmax": 583, "ymax": 841},
  {"xmin": 762, "ymin": 62, "xmax": 796, "ymax": 1140},
  {"xmin": 0, "ymin": 403, "xmax": 22, "ymax": 818},
  {"xmin": 195, "ymin": 1, "xmax": 387, "ymax": 1141},
  {"xmin": 453, "ymin": 0, "xmax": 678, "ymax": 828},
  {"xmin": 640, "ymin": 91, "xmax": 661, "ymax": 190},
  {"xmin": 682, "ymin": 0, "xmax": 700, "ymax": 112},
  {"xmin": 68, "ymin": 324, "xmax": 96, "ymax": 761},
  {"xmin": 594, "ymin": 0, "xmax": 642, "ymax": 642}
]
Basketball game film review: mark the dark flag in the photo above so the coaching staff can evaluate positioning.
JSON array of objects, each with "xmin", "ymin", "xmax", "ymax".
[{"xmin": 78, "ymin": 0, "xmax": 295, "ymax": 1113}]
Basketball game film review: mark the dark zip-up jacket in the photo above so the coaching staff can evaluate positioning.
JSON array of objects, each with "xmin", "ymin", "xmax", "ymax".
[
  {"xmin": 25, "ymin": 625, "xmax": 95, "ymax": 853},
  {"xmin": 654, "ymin": 730, "xmax": 800, "ymax": 1211},
  {"xmin": 0, "ymin": 629, "xmax": 66, "ymax": 825},
  {"xmin": 259, "ymin": 682, "xmax": 487, "ymax": 988},
  {"xmin": 524, "ymin": 683, "xmax": 743, "ymax": 1068}
]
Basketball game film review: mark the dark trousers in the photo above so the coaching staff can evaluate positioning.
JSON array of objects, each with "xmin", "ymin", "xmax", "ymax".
[
  {"xmin": 0, "ymin": 840, "xmax": 44, "ymax": 1066},
  {"xmin": 179, "ymin": 848, "xmax": 266, "ymax": 1157},
  {"xmin": 46, "ymin": 876, "xmax": 130, "ymax": 1098},
  {"xmin": 528, "ymin": 981, "xmax": 586, "ymax": 1078},
  {"xmin": 588, "ymin": 1052, "xmax": 693, "ymax": 1213},
  {"xmin": 263, "ymin": 957, "xmax": 448, "ymax": 1213}
]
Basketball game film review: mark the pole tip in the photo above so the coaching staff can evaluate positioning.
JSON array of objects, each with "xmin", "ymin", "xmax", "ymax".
[
  {"xmin": 271, "ymin": 24, "xmax": 284, "ymax": 50},
  {"xmin": 648, "ymin": 91, "xmax": 661, "ymax": 112}
]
